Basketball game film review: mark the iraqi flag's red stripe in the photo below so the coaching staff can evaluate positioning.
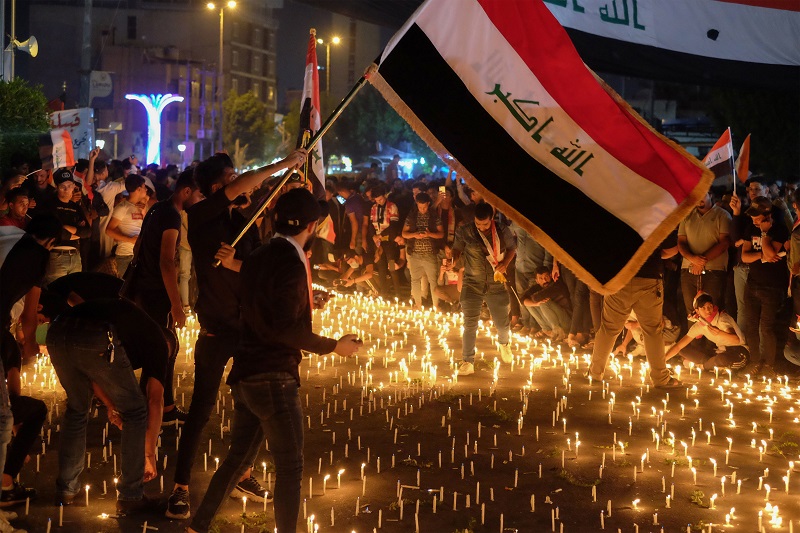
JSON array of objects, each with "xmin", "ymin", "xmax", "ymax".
[
  {"xmin": 477, "ymin": 0, "xmax": 703, "ymax": 202},
  {"xmin": 713, "ymin": 0, "xmax": 800, "ymax": 12}
]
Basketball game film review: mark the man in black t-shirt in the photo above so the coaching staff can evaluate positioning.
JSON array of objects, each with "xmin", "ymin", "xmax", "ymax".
[
  {"xmin": 125, "ymin": 171, "xmax": 202, "ymax": 426},
  {"xmin": 588, "ymin": 230, "xmax": 683, "ymax": 389},
  {"xmin": 166, "ymin": 149, "xmax": 307, "ymax": 520},
  {"xmin": 45, "ymin": 290, "xmax": 168, "ymax": 516},
  {"xmin": 741, "ymin": 197, "xmax": 791, "ymax": 377},
  {"xmin": 47, "ymin": 169, "xmax": 91, "ymax": 283}
]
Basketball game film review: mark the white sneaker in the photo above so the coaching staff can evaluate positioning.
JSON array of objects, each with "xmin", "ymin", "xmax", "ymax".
[
  {"xmin": 498, "ymin": 343, "xmax": 513, "ymax": 363},
  {"xmin": 458, "ymin": 361, "xmax": 475, "ymax": 376}
]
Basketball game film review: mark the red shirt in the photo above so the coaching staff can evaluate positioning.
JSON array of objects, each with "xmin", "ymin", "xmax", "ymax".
[{"xmin": 0, "ymin": 215, "xmax": 27, "ymax": 229}]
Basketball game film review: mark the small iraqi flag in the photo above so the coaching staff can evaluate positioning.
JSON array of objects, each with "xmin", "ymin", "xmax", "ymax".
[
  {"xmin": 703, "ymin": 128, "xmax": 735, "ymax": 180},
  {"xmin": 369, "ymin": 0, "xmax": 713, "ymax": 294},
  {"xmin": 296, "ymin": 29, "xmax": 325, "ymax": 199},
  {"xmin": 735, "ymin": 133, "xmax": 751, "ymax": 183}
]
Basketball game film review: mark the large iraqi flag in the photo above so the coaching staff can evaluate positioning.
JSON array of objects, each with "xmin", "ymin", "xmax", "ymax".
[{"xmin": 369, "ymin": 0, "xmax": 713, "ymax": 294}]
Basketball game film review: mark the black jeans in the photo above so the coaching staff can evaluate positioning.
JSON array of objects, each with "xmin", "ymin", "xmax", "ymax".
[
  {"xmin": 5, "ymin": 395, "xmax": 47, "ymax": 477},
  {"xmin": 135, "ymin": 290, "xmax": 178, "ymax": 406},
  {"xmin": 173, "ymin": 332, "xmax": 235, "ymax": 486},
  {"xmin": 190, "ymin": 372, "xmax": 303, "ymax": 533},
  {"xmin": 743, "ymin": 283, "xmax": 784, "ymax": 367}
]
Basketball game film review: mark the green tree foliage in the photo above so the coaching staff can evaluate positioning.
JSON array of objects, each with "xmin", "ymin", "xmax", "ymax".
[
  {"xmin": 711, "ymin": 88, "xmax": 800, "ymax": 179},
  {"xmin": 222, "ymin": 90, "xmax": 281, "ymax": 164},
  {"xmin": 0, "ymin": 79, "xmax": 50, "ymax": 174}
]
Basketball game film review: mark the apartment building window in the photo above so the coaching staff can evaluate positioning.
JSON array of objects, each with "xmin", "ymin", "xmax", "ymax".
[
  {"xmin": 254, "ymin": 28, "xmax": 262, "ymax": 48},
  {"xmin": 232, "ymin": 50, "xmax": 239, "ymax": 68},
  {"xmin": 253, "ymin": 82, "xmax": 260, "ymax": 98},
  {"xmin": 232, "ymin": 78, "xmax": 239, "ymax": 93},
  {"xmin": 268, "ymin": 85, "xmax": 274, "ymax": 102},
  {"xmin": 233, "ymin": 22, "xmax": 240, "ymax": 40},
  {"xmin": 127, "ymin": 16, "xmax": 137, "ymax": 40},
  {"xmin": 253, "ymin": 54, "xmax": 261, "ymax": 75}
]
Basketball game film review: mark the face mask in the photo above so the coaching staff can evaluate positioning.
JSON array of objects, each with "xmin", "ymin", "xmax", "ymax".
[{"xmin": 347, "ymin": 258, "xmax": 360, "ymax": 269}]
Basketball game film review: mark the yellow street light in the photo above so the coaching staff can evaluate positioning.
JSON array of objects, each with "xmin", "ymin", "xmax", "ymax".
[{"xmin": 317, "ymin": 36, "xmax": 342, "ymax": 95}]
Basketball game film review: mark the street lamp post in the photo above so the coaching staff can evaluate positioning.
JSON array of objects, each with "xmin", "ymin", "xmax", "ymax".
[
  {"xmin": 207, "ymin": 1, "xmax": 236, "ymax": 152},
  {"xmin": 316, "ymin": 36, "xmax": 340, "ymax": 96}
]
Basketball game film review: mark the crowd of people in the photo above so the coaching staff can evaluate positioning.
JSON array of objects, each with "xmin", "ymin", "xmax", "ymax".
[{"xmin": 0, "ymin": 145, "xmax": 798, "ymax": 532}]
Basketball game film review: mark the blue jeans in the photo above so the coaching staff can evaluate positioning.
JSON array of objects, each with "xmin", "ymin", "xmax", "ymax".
[
  {"xmin": 460, "ymin": 284, "xmax": 510, "ymax": 363},
  {"xmin": 527, "ymin": 300, "xmax": 571, "ymax": 332},
  {"xmin": 408, "ymin": 253, "xmax": 439, "ymax": 307},
  {"xmin": 46, "ymin": 249, "xmax": 82, "ymax": 284},
  {"xmin": 190, "ymin": 372, "xmax": 304, "ymax": 533},
  {"xmin": 516, "ymin": 270, "xmax": 537, "ymax": 329},
  {"xmin": 47, "ymin": 318, "xmax": 147, "ymax": 501}
]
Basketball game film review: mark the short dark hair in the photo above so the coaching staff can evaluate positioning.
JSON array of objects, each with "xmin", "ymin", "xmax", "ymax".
[
  {"xmin": 5, "ymin": 187, "xmax": 28, "ymax": 203},
  {"xmin": 174, "ymin": 168, "xmax": 199, "ymax": 193},
  {"xmin": 369, "ymin": 183, "xmax": 387, "ymax": 198},
  {"xmin": 535, "ymin": 265, "xmax": 551, "ymax": 276},
  {"xmin": 93, "ymin": 159, "xmax": 107, "ymax": 174},
  {"xmin": 474, "ymin": 202, "xmax": 494, "ymax": 221},
  {"xmin": 124, "ymin": 174, "xmax": 146, "ymax": 193},
  {"xmin": 336, "ymin": 179, "xmax": 358, "ymax": 193},
  {"xmin": 415, "ymin": 192, "xmax": 432, "ymax": 205},
  {"xmin": 26, "ymin": 214, "xmax": 62, "ymax": 241},
  {"xmin": 194, "ymin": 153, "xmax": 234, "ymax": 197},
  {"xmin": 74, "ymin": 159, "xmax": 90, "ymax": 173},
  {"xmin": 412, "ymin": 181, "xmax": 425, "ymax": 191}
]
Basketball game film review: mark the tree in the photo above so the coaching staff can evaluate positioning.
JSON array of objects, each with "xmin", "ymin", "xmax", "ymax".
[
  {"xmin": 222, "ymin": 90, "xmax": 281, "ymax": 164},
  {"xmin": 711, "ymin": 88, "xmax": 800, "ymax": 179},
  {"xmin": 0, "ymin": 79, "xmax": 50, "ymax": 174}
]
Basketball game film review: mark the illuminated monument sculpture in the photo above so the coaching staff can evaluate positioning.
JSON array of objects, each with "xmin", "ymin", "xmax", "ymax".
[{"xmin": 125, "ymin": 93, "xmax": 184, "ymax": 165}]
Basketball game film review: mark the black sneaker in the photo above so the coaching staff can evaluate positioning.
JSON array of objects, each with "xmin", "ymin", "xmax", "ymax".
[
  {"xmin": 54, "ymin": 492, "xmax": 76, "ymax": 507},
  {"xmin": 0, "ymin": 483, "xmax": 36, "ymax": 507},
  {"xmin": 230, "ymin": 476, "xmax": 272, "ymax": 503},
  {"xmin": 116, "ymin": 495, "xmax": 165, "ymax": 516},
  {"xmin": 162, "ymin": 407, "xmax": 188, "ymax": 426},
  {"xmin": 165, "ymin": 488, "xmax": 190, "ymax": 519}
]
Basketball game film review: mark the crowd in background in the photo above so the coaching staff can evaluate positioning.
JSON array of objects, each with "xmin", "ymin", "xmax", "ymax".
[{"xmin": 0, "ymin": 147, "xmax": 798, "ymax": 531}]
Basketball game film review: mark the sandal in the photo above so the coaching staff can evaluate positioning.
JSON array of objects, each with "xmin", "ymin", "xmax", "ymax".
[{"xmin": 655, "ymin": 377, "xmax": 684, "ymax": 389}]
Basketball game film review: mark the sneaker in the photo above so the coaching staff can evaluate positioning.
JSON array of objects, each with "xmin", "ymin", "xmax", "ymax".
[
  {"xmin": 760, "ymin": 365, "xmax": 778, "ymax": 379},
  {"xmin": 0, "ymin": 517, "xmax": 26, "ymax": 533},
  {"xmin": 583, "ymin": 371, "xmax": 602, "ymax": 383},
  {"xmin": 162, "ymin": 407, "xmax": 188, "ymax": 426},
  {"xmin": 231, "ymin": 476, "xmax": 272, "ymax": 503},
  {"xmin": 0, "ymin": 511, "xmax": 16, "ymax": 521},
  {"xmin": 655, "ymin": 377, "xmax": 684, "ymax": 390},
  {"xmin": 54, "ymin": 492, "xmax": 76, "ymax": 507},
  {"xmin": 0, "ymin": 483, "xmax": 36, "ymax": 507},
  {"xmin": 458, "ymin": 361, "xmax": 475, "ymax": 376},
  {"xmin": 116, "ymin": 495, "xmax": 165, "ymax": 516},
  {"xmin": 498, "ymin": 343, "xmax": 513, "ymax": 364},
  {"xmin": 165, "ymin": 488, "xmax": 190, "ymax": 519}
]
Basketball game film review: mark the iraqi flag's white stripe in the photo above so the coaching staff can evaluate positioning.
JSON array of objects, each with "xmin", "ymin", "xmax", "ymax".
[
  {"xmin": 544, "ymin": 0, "xmax": 800, "ymax": 67},
  {"xmin": 703, "ymin": 143, "xmax": 734, "ymax": 170},
  {"xmin": 408, "ymin": 0, "xmax": 675, "ymax": 240}
]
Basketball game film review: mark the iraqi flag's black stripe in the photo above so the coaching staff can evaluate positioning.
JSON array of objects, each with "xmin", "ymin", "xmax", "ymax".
[
  {"xmin": 380, "ymin": 24, "xmax": 643, "ymax": 284},
  {"xmin": 564, "ymin": 28, "xmax": 800, "ymax": 92}
]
